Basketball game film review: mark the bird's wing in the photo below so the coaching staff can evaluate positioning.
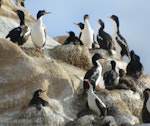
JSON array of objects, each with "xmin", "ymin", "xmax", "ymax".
[
  {"xmin": 79, "ymin": 32, "xmax": 82, "ymax": 40},
  {"xmin": 63, "ymin": 37, "xmax": 70, "ymax": 45},
  {"xmin": 75, "ymin": 37, "xmax": 84, "ymax": 45},
  {"xmin": 103, "ymin": 71, "xmax": 113, "ymax": 84},
  {"xmin": 42, "ymin": 25, "xmax": 46, "ymax": 47},
  {"xmin": 95, "ymin": 98, "xmax": 107, "ymax": 116},
  {"xmin": 84, "ymin": 67, "xmax": 99, "ymax": 82},
  {"xmin": 116, "ymin": 32, "xmax": 128, "ymax": 48},
  {"xmin": 39, "ymin": 97, "xmax": 49, "ymax": 106}
]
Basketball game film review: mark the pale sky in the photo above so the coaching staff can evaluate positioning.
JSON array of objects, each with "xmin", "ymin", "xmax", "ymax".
[{"xmin": 24, "ymin": 0, "xmax": 150, "ymax": 75}]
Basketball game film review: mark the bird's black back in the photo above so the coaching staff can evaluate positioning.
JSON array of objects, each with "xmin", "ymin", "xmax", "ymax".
[
  {"xmin": 97, "ymin": 30, "xmax": 114, "ymax": 50},
  {"xmin": 83, "ymin": 66, "xmax": 99, "ymax": 91},
  {"xmin": 103, "ymin": 70, "xmax": 118, "ymax": 89},
  {"xmin": 116, "ymin": 32, "xmax": 130, "ymax": 57},
  {"xmin": 6, "ymin": 27, "xmax": 22, "ymax": 43}
]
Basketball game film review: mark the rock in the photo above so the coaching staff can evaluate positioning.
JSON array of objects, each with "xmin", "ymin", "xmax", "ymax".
[{"xmin": 51, "ymin": 44, "xmax": 92, "ymax": 70}]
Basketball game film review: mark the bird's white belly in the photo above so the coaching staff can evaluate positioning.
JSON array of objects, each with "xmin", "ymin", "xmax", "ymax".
[
  {"xmin": 31, "ymin": 25, "xmax": 45, "ymax": 48},
  {"xmin": 146, "ymin": 97, "xmax": 150, "ymax": 113},
  {"xmin": 88, "ymin": 93, "xmax": 100, "ymax": 115},
  {"xmin": 112, "ymin": 33, "xmax": 121, "ymax": 54},
  {"xmin": 81, "ymin": 29, "xmax": 93, "ymax": 49}
]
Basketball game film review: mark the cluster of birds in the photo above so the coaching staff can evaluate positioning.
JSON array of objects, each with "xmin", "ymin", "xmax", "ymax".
[
  {"xmin": 4, "ymin": 1, "xmax": 149, "ymax": 124},
  {"xmin": 81, "ymin": 53, "xmax": 149, "ymax": 123},
  {"xmin": 6, "ymin": 8, "xmax": 50, "ymax": 51}
]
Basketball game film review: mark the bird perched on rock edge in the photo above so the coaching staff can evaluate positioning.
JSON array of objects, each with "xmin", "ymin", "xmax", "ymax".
[{"xmin": 31, "ymin": 10, "xmax": 50, "ymax": 51}]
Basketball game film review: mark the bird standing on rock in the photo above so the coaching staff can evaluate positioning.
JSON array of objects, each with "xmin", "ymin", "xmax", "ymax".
[
  {"xmin": 110, "ymin": 15, "xmax": 130, "ymax": 59},
  {"xmin": 79, "ymin": 14, "xmax": 95, "ymax": 49},
  {"xmin": 126, "ymin": 50, "xmax": 144, "ymax": 79},
  {"xmin": 85, "ymin": 79, "xmax": 107, "ymax": 117},
  {"xmin": 28, "ymin": 89, "xmax": 49, "ymax": 111},
  {"xmin": 83, "ymin": 53, "xmax": 105, "ymax": 96},
  {"xmin": 103, "ymin": 60, "xmax": 119, "ymax": 90},
  {"xmin": 74, "ymin": 22, "xmax": 84, "ymax": 40},
  {"xmin": 6, "ymin": 10, "xmax": 30, "ymax": 46},
  {"xmin": 31, "ymin": 10, "xmax": 50, "ymax": 51},
  {"xmin": 63, "ymin": 31, "xmax": 84, "ymax": 45},
  {"xmin": 97, "ymin": 19, "xmax": 115, "ymax": 56}
]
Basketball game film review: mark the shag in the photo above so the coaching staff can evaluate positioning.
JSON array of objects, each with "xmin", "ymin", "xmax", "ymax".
[
  {"xmin": 31, "ymin": 10, "xmax": 50, "ymax": 50},
  {"xmin": 6, "ymin": 10, "xmax": 30, "ymax": 46},
  {"xmin": 28, "ymin": 89, "xmax": 49, "ymax": 111},
  {"xmin": 63, "ymin": 31, "xmax": 84, "ymax": 45},
  {"xmin": 86, "ymin": 79, "xmax": 107, "ymax": 116},
  {"xmin": 79, "ymin": 14, "xmax": 95, "ymax": 49},
  {"xmin": 110, "ymin": 15, "xmax": 130, "ymax": 59},
  {"xmin": 97, "ymin": 19, "xmax": 115, "ymax": 55},
  {"xmin": 103, "ymin": 60, "xmax": 119, "ymax": 90},
  {"xmin": 126, "ymin": 50, "xmax": 143, "ymax": 79},
  {"xmin": 83, "ymin": 53, "xmax": 105, "ymax": 96}
]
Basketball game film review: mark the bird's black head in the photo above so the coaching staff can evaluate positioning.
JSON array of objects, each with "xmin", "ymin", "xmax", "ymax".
[
  {"xmin": 67, "ymin": 31, "xmax": 75, "ymax": 37},
  {"xmin": 37, "ymin": 10, "xmax": 50, "ymax": 19},
  {"xmin": 110, "ymin": 15, "xmax": 119, "ymax": 27},
  {"xmin": 130, "ymin": 50, "xmax": 136, "ymax": 61},
  {"xmin": 84, "ymin": 14, "xmax": 89, "ymax": 21},
  {"xmin": 75, "ymin": 22, "xmax": 84, "ymax": 30},
  {"xmin": 98, "ymin": 19, "xmax": 105, "ymax": 29},
  {"xmin": 33, "ymin": 89, "xmax": 42, "ymax": 98},
  {"xmin": 92, "ymin": 53, "xmax": 104, "ymax": 65},
  {"xmin": 98, "ymin": 19, "xmax": 104, "ymax": 25},
  {"xmin": 16, "ymin": 10, "xmax": 24, "ymax": 19}
]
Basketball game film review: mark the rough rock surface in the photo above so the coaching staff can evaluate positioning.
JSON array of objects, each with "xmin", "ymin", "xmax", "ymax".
[{"xmin": 0, "ymin": 0, "xmax": 150, "ymax": 126}]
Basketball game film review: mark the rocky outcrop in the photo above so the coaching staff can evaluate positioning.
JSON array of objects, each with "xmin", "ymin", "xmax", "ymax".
[
  {"xmin": 0, "ymin": 0, "xmax": 150, "ymax": 126},
  {"xmin": 51, "ymin": 44, "xmax": 92, "ymax": 70}
]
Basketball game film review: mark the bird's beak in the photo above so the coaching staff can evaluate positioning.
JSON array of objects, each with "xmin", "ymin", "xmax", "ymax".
[
  {"xmin": 109, "ymin": 16, "xmax": 114, "ymax": 20},
  {"xmin": 44, "ymin": 11, "xmax": 51, "ymax": 15},
  {"xmin": 73, "ymin": 23, "xmax": 77, "ymax": 25},
  {"xmin": 73, "ymin": 23, "xmax": 79, "ymax": 27},
  {"xmin": 100, "ymin": 56, "xmax": 106, "ymax": 60}
]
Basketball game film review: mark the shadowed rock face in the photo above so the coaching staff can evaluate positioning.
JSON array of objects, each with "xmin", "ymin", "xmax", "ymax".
[{"xmin": 0, "ymin": 0, "xmax": 150, "ymax": 126}]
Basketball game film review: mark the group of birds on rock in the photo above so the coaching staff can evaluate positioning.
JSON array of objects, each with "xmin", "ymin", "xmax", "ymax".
[
  {"xmin": 64, "ymin": 14, "xmax": 130, "ymax": 59},
  {"xmin": 6, "ymin": 8, "xmax": 50, "ymax": 51},
  {"xmin": 81, "ymin": 53, "xmax": 149, "ymax": 123},
  {"xmin": 4, "ymin": 1, "xmax": 149, "ymax": 124}
]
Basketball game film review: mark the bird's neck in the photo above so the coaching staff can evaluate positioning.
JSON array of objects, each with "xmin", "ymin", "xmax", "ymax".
[
  {"xmin": 113, "ymin": 22, "xmax": 119, "ymax": 34},
  {"xmin": 20, "ymin": 18, "xmax": 25, "ymax": 26},
  {"xmin": 93, "ymin": 60, "xmax": 101, "ymax": 67},
  {"xmin": 37, "ymin": 17, "xmax": 43, "ymax": 26},
  {"xmin": 112, "ymin": 64, "xmax": 116, "ymax": 70},
  {"xmin": 84, "ymin": 19, "xmax": 91, "ymax": 29},
  {"xmin": 88, "ymin": 85, "xmax": 94, "ymax": 94},
  {"xmin": 99, "ymin": 23, "xmax": 104, "ymax": 31}
]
